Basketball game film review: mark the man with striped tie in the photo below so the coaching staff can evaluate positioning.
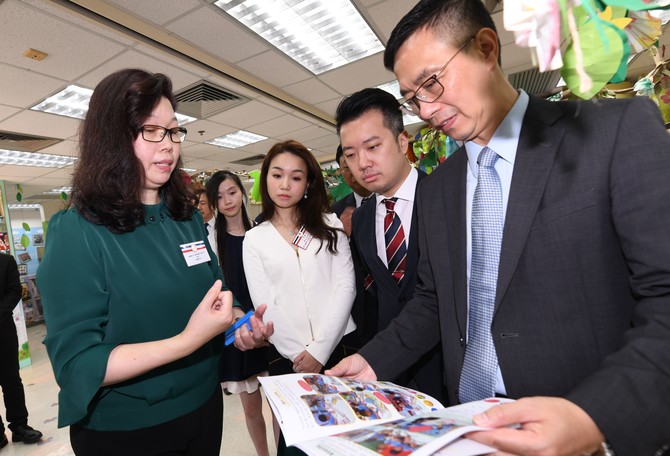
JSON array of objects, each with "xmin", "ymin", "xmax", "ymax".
[{"xmin": 336, "ymin": 87, "xmax": 446, "ymax": 404}]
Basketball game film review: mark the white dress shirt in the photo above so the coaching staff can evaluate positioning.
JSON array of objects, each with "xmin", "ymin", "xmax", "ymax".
[{"xmin": 374, "ymin": 167, "xmax": 418, "ymax": 267}]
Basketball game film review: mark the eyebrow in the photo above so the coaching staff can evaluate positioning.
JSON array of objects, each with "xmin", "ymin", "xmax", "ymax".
[{"xmin": 271, "ymin": 166, "xmax": 305, "ymax": 173}]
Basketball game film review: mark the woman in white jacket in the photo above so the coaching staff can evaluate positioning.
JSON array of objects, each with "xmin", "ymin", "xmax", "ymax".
[{"xmin": 243, "ymin": 140, "xmax": 357, "ymax": 383}]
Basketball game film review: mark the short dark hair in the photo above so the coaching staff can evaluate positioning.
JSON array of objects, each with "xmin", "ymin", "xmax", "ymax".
[
  {"xmin": 206, "ymin": 171, "xmax": 252, "ymax": 285},
  {"xmin": 384, "ymin": 0, "xmax": 498, "ymax": 70},
  {"xmin": 71, "ymin": 68, "xmax": 194, "ymax": 233},
  {"xmin": 258, "ymin": 140, "xmax": 341, "ymax": 253},
  {"xmin": 335, "ymin": 88, "xmax": 403, "ymax": 137}
]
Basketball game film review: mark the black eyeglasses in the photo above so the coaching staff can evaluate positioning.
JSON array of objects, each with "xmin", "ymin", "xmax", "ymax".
[
  {"xmin": 399, "ymin": 37, "xmax": 474, "ymax": 116},
  {"xmin": 139, "ymin": 125, "xmax": 187, "ymax": 143}
]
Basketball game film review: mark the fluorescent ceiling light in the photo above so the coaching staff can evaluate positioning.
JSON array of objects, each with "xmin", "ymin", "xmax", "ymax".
[
  {"xmin": 31, "ymin": 85, "xmax": 93, "ymax": 120},
  {"xmin": 214, "ymin": 0, "xmax": 384, "ymax": 74},
  {"xmin": 206, "ymin": 130, "xmax": 268, "ymax": 148},
  {"xmin": 180, "ymin": 167, "xmax": 197, "ymax": 173},
  {"xmin": 31, "ymin": 85, "xmax": 197, "ymax": 123},
  {"xmin": 176, "ymin": 112, "xmax": 197, "ymax": 125},
  {"xmin": 8, "ymin": 204, "xmax": 41, "ymax": 209},
  {"xmin": 376, "ymin": 81, "xmax": 424, "ymax": 126},
  {"xmin": 42, "ymin": 186, "xmax": 72, "ymax": 195},
  {"xmin": 0, "ymin": 149, "xmax": 77, "ymax": 168}
]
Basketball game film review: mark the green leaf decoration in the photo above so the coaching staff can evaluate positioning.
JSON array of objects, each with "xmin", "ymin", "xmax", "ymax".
[
  {"xmin": 21, "ymin": 234, "xmax": 30, "ymax": 249},
  {"xmin": 16, "ymin": 192, "xmax": 22, "ymax": 202},
  {"xmin": 609, "ymin": 26, "xmax": 631, "ymax": 83},
  {"xmin": 600, "ymin": 0, "xmax": 670, "ymax": 10},
  {"xmin": 42, "ymin": 220, "xmax": 49, "ymax": 238},
  {"xmin": 60, "ymin": 191, "xmax": 68, "ymax": 202},
  {"xmin": 16, "ymin": 184, "xmax": 23, "ymax": 193},
  {"xmin": 22, "ymin": 222, "xmax": 31, "ymax": 231},
  {"xmin": 562, "ymin": 19, "xmax": 626, "ymax": 99}
]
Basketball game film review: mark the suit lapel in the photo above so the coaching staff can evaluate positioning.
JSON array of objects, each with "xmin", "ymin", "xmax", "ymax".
[
  {"xmin": 495, "ymin": 97, "xmax": 565, "ymax": 310},
  {"xmin": 442, "ymin": 150, "xmax": 469, "ymax": 331},
  {"xmin": 399, "ymin": 170, "xmax": 426, "ymax": 295}
]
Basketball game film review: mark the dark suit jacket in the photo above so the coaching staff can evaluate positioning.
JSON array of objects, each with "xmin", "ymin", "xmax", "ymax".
[
  {"xmin": 0, "ymin": 253, "xmax": 22, "ymax": 336},
  {"xmin": 351, "ymin": 169, "xmax": 446, "ymax": 403},
  {"xmin": 359, "ymin": 96, "xmax": 670, "ymax": 454},
  {"xmin": 330, "ymin": 192, "xmax": 356, "ymax": 218}
]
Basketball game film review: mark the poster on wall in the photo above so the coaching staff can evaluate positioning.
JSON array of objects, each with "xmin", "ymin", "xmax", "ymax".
[{"xmin": 12, "ymin": 227, "xmax": 43, "ymax": 276}]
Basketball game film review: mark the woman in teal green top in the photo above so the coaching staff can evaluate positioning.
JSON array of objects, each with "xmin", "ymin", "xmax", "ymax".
[{"xmin": 37, "ymin": 69, "xmax": 248, "ymax": 455}]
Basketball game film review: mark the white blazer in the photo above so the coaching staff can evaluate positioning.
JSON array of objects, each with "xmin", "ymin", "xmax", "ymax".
[{"xmin": 243, "ymin": 213, "xmax": 356, "ymax": 365}]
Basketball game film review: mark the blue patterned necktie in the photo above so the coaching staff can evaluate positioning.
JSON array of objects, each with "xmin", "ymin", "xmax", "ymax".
[{"xmin": 459, "ymin": 147, "xmax": 503, "ymax": 402}]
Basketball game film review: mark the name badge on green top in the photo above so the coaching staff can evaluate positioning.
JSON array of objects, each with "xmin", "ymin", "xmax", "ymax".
[{"xmin": 180, "ymin": 240, "xmax": 212, "ymax": 267}]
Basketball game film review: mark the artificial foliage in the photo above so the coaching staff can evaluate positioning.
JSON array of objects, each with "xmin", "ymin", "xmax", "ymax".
[
  {"xmin": 505, "ymin": 0, "xmax": 669, "ymax": 99},
  {"xmin": 412, "ymin": 127, "xmax": 460, "ymax": 174}
]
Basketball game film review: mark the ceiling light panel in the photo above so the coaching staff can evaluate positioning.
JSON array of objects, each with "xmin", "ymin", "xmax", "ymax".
[
  {"xmin": 32, "ymin": 85, "xmax": 197, "ymax": 123},
  {"xmin": 0, "ymin": 149, "xmax": 77, "ymax": 168},
  {"xmin": 214, "ymin": 0, "xmax": 385, "ymax": 74},
  {"xmin": 206, "ymin": 130, "xmax": 268, "ymax": 148},
  {"xmin": 31, "ymin": 85, "xmax": 93, "ymax": 120},
  {"xmin": 42, "ymin": 186, "xmax": 72, "ymax": 195}
]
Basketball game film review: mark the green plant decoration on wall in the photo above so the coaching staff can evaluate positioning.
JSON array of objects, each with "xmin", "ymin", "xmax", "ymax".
[{"xmin": 412, "ymin": 127, "xmax": 459, "ymax": 174}]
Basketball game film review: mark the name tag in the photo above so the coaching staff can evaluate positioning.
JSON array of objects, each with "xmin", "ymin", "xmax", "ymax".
[
  {"xmin": 180, "ymin": 240, "xmax": 212, "ymax": 267},
  {"xmin": 292, "ymin": 226, "xmax": 313, "ymax": 250}
]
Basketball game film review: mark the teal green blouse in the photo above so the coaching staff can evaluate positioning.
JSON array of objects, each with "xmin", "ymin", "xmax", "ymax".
[{"xmin": 37, "ymin": 202, "xmax": 235, "ymax": 431}]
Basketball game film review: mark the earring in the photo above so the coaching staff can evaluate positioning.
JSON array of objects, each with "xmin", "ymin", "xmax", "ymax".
[{"xmin": 303, "ymin": 190, "xmax": 308, "ymax": 199}]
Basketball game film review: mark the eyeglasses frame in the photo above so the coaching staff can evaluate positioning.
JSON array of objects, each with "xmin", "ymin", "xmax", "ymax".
[
  {"xmin": 139, "ymin": 124, "xmax": 188, "ymax": 143},
  {"xmin": 399, "ymin": 36, "xmax": 475, "ymax": 116}
]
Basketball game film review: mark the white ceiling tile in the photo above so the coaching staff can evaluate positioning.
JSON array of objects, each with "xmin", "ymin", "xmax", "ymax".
[
  {"xmin": 319, "ymin": 53, "xmax": 391, "ymax": 95},
  {"xmin": 366, "ymin": 0, "xmax": 416, "ymax": 43},
  {"xmin": 0, "ymin": 64, "xmax": 66, "ymax": 108},
  {"xmin": 282, "ymin": 79, "xmax": 341, "ymax": 105},
  {"xmin": 40, "ymin": 167, "xmax": 75, "ymax": 179},
  {"xmin": 166, "ymin": 7, "xmax": 269, "ymax": 64},
  {"xmin": 20, "ymin": 0, "xmax": 135, "ymax": 46},
  {"xmin": 0, "ymin": 105, "xmax": 21, "ymax": 123},
  {"xmin": 314, "ymin": 98, "xmax": 343, "ymax": 118},
  {"xmin": 248, "ymin": 115, "xmax": 312, "ymax": 138},
  {"xmin": 24, "ymin": 175, "xmax": 73, "ymax": 187},
  {"xmin": 180, "ymin": 120, "xmax": 237, "ymax": 143},
  {"xmin": 286, "ymin": 125, "xmax": 333, "ymax": 144},
  {"xmin": 106, "ymin": 0, "xmax": 202, "ymax": 26},
  {"xmin": 237, "ymin": 51, "xmax": 312, "ymax": 88},
  {"xmin": 0, "ymin": 165, "xmax": 63, "ymax": 179},
  {"xmin": 75, "ymin": 49, "xmax": 202, "ymax": 93},
  {"xmin": 207, "ymin": 100, "xmax": 285, "ymax": 129},
  {"xmin": 39, "ymin": 140, "xmax": 79, "ymax": 157},
  {"xmin": 0, "ymin": 110, "xmax": 80, "ymax": 140},
  {"xmin": 0, "ymin": 1, "xmax": 126, "ymax": 81}
]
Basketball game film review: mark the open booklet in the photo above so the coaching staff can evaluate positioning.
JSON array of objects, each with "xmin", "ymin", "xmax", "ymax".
[{"xmin": 258, "ymin": 374, "xmax": 513, "ymax": 456}]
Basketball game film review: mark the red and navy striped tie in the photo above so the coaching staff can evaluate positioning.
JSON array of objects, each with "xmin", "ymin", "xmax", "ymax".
[{"xmin": 383, "ymin": 198, "xmax": 407, "ymax": 285}]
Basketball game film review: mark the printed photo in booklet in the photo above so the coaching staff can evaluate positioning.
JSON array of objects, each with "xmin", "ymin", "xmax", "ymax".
[{"xmin": 259, "ymin": 374, "xmax": 513, "ymax": 456}]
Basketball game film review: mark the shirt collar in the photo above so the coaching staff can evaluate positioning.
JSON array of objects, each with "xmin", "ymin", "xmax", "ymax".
[
  {"xmin": 376, "ymin": 166, "xmax": 418, "ymax": 204},
  {"xmin": 465, "ymin": 90, "xmax": 529, "ymax": 176}
]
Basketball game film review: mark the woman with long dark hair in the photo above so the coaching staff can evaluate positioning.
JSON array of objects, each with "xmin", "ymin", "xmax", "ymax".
[
  {"xmin": 206, "ymin": 171, "xmax": 270, "ymax": 456},
  {"xmin": 243, "ymin": 140, "xmax": 357, "ymax": 445},
  {"xmin": 37, "ymin": 68, "xmax": 271, "ymax": 455}
]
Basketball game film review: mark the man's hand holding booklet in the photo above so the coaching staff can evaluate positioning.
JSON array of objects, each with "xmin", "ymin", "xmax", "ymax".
[{"xmin": 259, "ymin": 374, "xmax": 514, "ymax": 456}]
